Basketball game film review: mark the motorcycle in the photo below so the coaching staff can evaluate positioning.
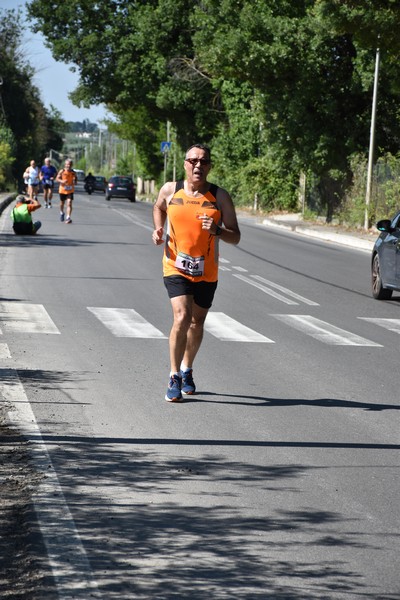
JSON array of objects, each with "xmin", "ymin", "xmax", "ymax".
[{"xmin": 84, "ymin": 181, "xmax": 95, "ymax": 195}]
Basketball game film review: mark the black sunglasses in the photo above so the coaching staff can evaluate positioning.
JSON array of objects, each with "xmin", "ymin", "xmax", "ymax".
[{"xmin": 185, "ymin": 158, "xmax": 211, "ymax": 166}]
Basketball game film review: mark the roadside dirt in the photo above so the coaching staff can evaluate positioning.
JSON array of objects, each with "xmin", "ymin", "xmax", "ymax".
[{"xmin": 0, "ymin": 401, "xmax": 49, "ymax": 599}]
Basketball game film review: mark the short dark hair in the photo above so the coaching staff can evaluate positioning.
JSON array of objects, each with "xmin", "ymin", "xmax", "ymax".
[{"xmin": 185, "ymin": 144, "xmax": 211, "ymax": 161}]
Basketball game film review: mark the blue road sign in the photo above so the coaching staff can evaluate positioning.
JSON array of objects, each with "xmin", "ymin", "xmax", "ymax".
[{"xmin": 161, "ymin": 141, "xmax": 172, "ymax": 153}]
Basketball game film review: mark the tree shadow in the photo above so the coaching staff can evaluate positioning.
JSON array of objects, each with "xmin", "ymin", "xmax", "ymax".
[
  {"xmin": 1, "ymin": 366, "xmax": 399, "ymax": 598},
  {"xmin": 11, "ymin": 435, "xmax": 397, "ymax": 599}
]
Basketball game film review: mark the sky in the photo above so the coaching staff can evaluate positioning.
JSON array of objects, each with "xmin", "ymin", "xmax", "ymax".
[{"xmin": 1, "ymin": 0, "xmax": 109, "ymax": 125}]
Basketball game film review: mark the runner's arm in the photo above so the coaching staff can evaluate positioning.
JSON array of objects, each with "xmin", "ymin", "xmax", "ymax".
[
  {"xmin": 216, "ymin": 189, "xmax": 241, "ymax": 245},
  {"xmin": 152, "ymin": 182, "xmax": 174, "ymax": 245}
]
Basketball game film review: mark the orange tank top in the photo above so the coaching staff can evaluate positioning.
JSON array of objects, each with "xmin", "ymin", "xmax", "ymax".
[
  {"xmin": 59, "ymin": 169, "xmax": 76, "ymax": 194},
  {"xmin": 163, "ymin": 181, "xmax": 222, "ymax": 282}
]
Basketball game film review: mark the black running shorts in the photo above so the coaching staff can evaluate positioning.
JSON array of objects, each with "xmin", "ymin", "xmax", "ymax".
[{"xmin": 163, "ymin": 275, "xmax": 218, "ymax": 309}]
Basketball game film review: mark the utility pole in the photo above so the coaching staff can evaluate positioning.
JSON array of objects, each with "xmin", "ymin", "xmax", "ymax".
[
  {"xmin": 364, "ymin": 43, "xmax": 380, "ymax": 230},
  {"xmin": 163, "ymin": 121, "xmax": 171, "ymax": 184}
]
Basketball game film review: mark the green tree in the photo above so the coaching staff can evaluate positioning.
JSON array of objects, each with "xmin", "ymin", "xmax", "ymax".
[
  {"xmin": 190, "ymin": 0, "xmax": 400, "ymax": 217},
  {"xmin": 27, "ymin": 0, "xmax": 221, "ymax": 175},
  {"xmin": 0, "ymin": 123, "xmax": 15, "ymax": 190},
  {"xmin": 0, "ymin": 8, "xmax": 63, "ymax": 186},
  {"xmin": 26, "ymin": 0, "xmax": 400, "ymax": 217}
]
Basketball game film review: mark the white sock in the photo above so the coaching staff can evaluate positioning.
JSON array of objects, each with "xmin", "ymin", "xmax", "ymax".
[
  {"xmin": 170, "ymin": 371, "xmax": 180, "ymax": 378},
  {"xmin": 180, "ymin": 364, "xmax": 192, "ymax": 373}
]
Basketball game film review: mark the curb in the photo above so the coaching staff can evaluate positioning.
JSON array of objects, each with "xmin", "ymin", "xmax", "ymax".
[
  {"xmin": 262, "ymin": 218, "xmax": 375, "ymax": 252},
  {"xmin": 0, "ymin": 193, "xmax": 16, "ymax": 216}
]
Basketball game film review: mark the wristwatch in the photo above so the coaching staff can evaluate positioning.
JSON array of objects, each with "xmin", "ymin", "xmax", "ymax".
[{"xmin": 214, "ymin": 225, "xmax": 222, "ymax": 236}]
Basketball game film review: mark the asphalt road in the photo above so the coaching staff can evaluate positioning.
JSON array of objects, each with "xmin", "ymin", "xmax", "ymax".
[{"xmin": 0, "ymin": 188, "xmax": 399, "ymax": 599}]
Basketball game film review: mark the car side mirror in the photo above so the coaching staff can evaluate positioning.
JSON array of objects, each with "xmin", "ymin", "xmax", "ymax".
[{"xmin": 376, "ymin": 219, "xmax": 392, "ymax": 232}]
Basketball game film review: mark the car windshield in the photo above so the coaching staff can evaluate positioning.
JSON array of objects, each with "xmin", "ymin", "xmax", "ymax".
[{"xmin": 114, "ymin": 177, "xmax": 131, "ymax": 185}]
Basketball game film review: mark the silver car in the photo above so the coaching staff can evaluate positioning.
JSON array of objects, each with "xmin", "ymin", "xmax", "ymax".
[{"xmin": 371, "ymin": 210, "xmax": 400, "ymax": 299}]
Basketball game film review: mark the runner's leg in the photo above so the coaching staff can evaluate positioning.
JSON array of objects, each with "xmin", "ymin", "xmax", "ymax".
[
  {"xmin": 169, "ymin": 295, "xmax": 193, "ymax": 374},
  {"xmin": 182, "ymin": 302, "xmax": 208, "ymax": 368}
]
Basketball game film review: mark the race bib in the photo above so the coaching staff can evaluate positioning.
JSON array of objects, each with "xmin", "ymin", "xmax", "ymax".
[
  {"xmin": 175, "ymin": 252, "xmax": 204, "ymax": 277},
  {"xmin": 64, "ymin": 185, "xmax": 72, "ymax": 191}
]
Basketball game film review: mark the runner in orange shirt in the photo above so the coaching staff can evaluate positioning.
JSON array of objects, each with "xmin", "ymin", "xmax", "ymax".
[
  {"xmin": 153, "ymin": 143, "xmax": 241, "ymax": 402},
  {"xmin": 56, "ymin": 159, "xmax": 78, "ymax": 224}
]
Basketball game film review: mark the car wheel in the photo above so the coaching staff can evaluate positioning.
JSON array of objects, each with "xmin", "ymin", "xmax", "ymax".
[
  {"xmin": 105, "ymin": 195, "xmax": 111, "ymax": 201},
  {"xmin": 130, "ymin": 196, "xmax": 136, "ymax": 203},
  {"xmin": 372, "ymin": 253, "xmax": 392, "ymax": 299}
]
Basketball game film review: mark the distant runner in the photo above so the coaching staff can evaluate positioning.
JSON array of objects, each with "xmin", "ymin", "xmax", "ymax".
[
  {"xmin": 23, "ymin": 160, "xmax": 40, "ymax": 201},
  {"xmin": 40, "ymin": 157, "xmax": 57, "ymax": 208},
  {"xmin": 56, "ymin": 159, "xmax": 77, "ymax": 224}
]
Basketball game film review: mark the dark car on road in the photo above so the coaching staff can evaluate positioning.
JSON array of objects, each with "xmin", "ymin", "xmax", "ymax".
[
  {"xmin": 93, "ymin": 176, "xmax": 107, "ymax": 193},
  {"xmin": 371, "ymin": 210, "xmax": 400, "ymax": 299},
  {"xmin": 85, "ymin": 175, "xmax": 107, "ymax": 194},
  {"xmin": 106, "ymin": 176, "xmax": 136, "ymax": 202}
]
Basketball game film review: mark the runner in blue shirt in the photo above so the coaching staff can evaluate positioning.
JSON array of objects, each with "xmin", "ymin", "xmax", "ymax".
[{"xmin": 40, "ymin": 158, "xmax": 58, "ymax": 208}]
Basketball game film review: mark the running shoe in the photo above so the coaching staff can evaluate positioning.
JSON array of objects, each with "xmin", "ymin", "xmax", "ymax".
[
  {"xmin": 60, "ymin": 212, "xmax": 65, "ymax": 222},
  {"xmin": 165, "ymin": 374, "xmax": 182, "ymax": 402},
  {"xmin": 181, "ymin": 368, "xmax": 196, "ymax": 395},
  {"xmin": 65, "ymin": 217, "xmax": 72, "ymax": 224}
]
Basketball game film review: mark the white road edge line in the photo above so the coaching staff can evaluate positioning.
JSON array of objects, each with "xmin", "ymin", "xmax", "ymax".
[{"xmin": 1, "ymin": 369, "xmax": 100, "ymax": 599}]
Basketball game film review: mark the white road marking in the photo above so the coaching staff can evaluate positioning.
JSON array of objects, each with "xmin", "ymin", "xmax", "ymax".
[
  {"xmin": 251, "ymin": 275, "xmax": 319, "ymax": 305},
  {"xmin": 111, "ymin": 208, "xmax": 154, "ymax": 231},
  {"xmin": 232, "ymin": 266, "xmax": 248, "ymax": 272},
  {"xmin": 0, "ymin": 342, "xmax": 11, "ymax": 358},
  {"xmin": 359, "ymin": 318, "xmax": 400, "ymax": 334},
  {"xmin": 1, "ymin": 370, "xmax": 99, "ymax": 598},
  {"xmin": 88, "ymin": 307, "xmax": 167, "ymax": 338},
  {"xmin": 219, "ymin": 265, "xmax": 232, "ymax": 271},
  {"xmin": 273, "ymin": 315, "xmax": 382, "ymax": 346},
  {"xmin": 233, "ymin": 274, "xmax": 299, "ymax": 305},
  {"xmin": 219, "ymin": 257, "xmax": 230, "ymax": 264},
  {"xmin": 0, "ymin": 302, "xmax": 60, "ymax": 334},
  {"xmin": 205, "ymin": 312, "xmax": 274, "ymax": 342}
]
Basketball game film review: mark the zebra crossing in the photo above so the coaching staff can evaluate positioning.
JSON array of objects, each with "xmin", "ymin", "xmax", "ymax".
[{"xmin": 0, "ymin": 301, "xmax": 397, "ymax": 347}]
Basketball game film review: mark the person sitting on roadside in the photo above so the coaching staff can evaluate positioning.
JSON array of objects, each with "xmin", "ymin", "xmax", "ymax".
[{"xmin": 11, "ymin": 194, "xmax": 42, "ymax": 235}]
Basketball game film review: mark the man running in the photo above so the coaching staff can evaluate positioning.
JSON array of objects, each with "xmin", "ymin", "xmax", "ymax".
[
  {"xmin": 152, "ymin": 143, "xmax": 241, "ymax": 402},
  {"xmin": 40, "ymin": 157, "xmax": 57, "ymax": 208},
  {"xmin": 23, "ymin": 160, "xmax": 40, "ymax": 201},
  {"xmin": 56, "ymin": 159, "xmax": 77, "ymax": 224}
]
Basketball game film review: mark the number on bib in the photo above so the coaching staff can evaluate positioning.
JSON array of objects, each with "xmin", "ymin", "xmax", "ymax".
[{"xmin": 175, "ymin": 252, "xmax": 205, "ymax": 277}]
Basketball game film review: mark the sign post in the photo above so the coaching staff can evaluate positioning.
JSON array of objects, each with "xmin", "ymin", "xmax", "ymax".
[{"xmin": 161, "ymin": 141, "xmax": 172, "ymax": 183}]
